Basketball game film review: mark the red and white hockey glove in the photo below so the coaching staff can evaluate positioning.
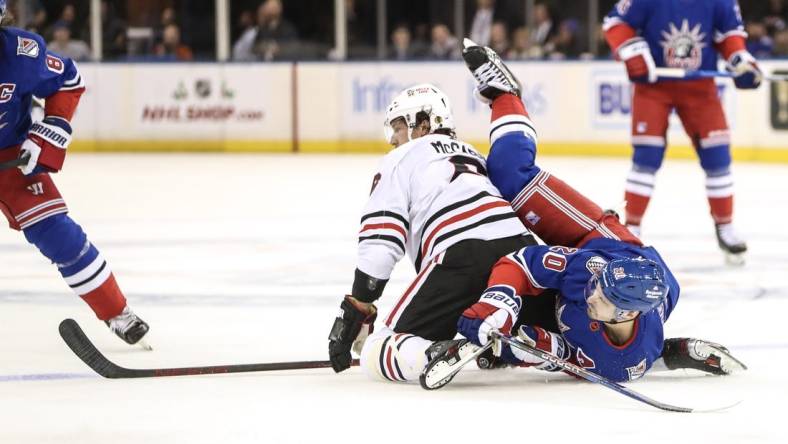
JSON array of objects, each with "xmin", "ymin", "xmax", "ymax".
[
  {"xmin": 726, "ymin": 50, "xmax": 762, "ymax": 90},
  {"xmin": 507, "ymin": 325, "xmax": 570, "ymax": 371},
  {"xmin": 18, "ymin": 116, "xmax": 73, "ymax": 175},
  {"xmin": 457, "ymin": 285, "xmax": 522, "ymax": 347},
  {"xmin": 617, "ymin": 37, "xmax": 657, "ymax": 83},
  {"xmin": 328, "ymin": 295, "xmax": 377, "ymax": 373}
]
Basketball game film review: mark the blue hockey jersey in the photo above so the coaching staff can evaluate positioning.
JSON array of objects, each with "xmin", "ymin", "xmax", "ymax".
[
  {"xmin": 506, "ymin": 238, "xmax": 680, "ymax": 382},
  {"xmin": 604, "ymin": 0, "xmax": 746, "ymax": 71},
  {"xmin": 0, "ymin": 27, "xmax": 82, "ymax": 150}
]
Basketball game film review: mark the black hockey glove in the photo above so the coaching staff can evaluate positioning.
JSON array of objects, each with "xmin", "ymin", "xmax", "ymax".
[
  {"xmin": 661, "ymin": 337, "xmax": 747, "ymax": 375},
  {"xmin": 328, "ymin": 296, "xmax": 377, "ymax": 373}
]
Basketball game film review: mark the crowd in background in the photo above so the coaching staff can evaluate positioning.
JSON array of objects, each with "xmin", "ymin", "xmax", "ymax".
[{"xmin": 2, "ymin": 0, "xmax": 787, "ymax": 62}]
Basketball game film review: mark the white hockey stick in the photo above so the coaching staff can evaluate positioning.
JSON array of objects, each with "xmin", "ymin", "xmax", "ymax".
[{"xmin": 655, "ymin": 67, "xmax": 788, "ymax": 82}]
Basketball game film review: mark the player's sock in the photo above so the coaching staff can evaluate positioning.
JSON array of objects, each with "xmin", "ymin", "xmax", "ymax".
[
  {"xmin": 489, "ymin": 94, "xmax": 538, "ymax": 145},
  {"xmin": 705, "ymin": 169, "xmax": 734, "ymax": 224},
  {"xmin": 23, "ymin": 214, "xmax": 127, "ymax": 320},
  {"xmin": 361, "ymin": 331, "xmax": 432, "ymax": 382},
  {"xmin": 624, "ymin": 166, "xmax": 656, "ymax": 226}
]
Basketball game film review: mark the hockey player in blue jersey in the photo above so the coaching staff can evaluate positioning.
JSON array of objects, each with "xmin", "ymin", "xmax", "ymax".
[
  {"xmin": 603, "ymin": 0, "xmax": 760, "ymax": 264},
  {"xmin": 442, "ymin": 40, "xmax": 746, "ymax": 383},
  {"xmin": 0, "ymin": 3, "xmax": 149, "ymax": 346}
]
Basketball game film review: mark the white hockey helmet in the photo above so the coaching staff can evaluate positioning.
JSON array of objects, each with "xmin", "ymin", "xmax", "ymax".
[{"xmin": 383, "ymin": 84, "xmax": 456, "ymax": 143}]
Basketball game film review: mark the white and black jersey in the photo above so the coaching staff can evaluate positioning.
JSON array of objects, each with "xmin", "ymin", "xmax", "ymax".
[{"xmin": 357, "ymin": 134, "xmax": 528, "ymax": 283}]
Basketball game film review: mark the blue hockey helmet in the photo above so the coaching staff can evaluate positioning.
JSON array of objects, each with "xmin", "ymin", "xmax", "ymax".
[{"xmin": 594, "ymin": 257, "xmax": 668, "ymax": 313}]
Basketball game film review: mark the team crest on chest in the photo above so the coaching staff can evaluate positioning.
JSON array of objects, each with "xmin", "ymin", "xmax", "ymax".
[
  {"xmin": 585, "ymin": 256, "xmax": 607, "ymax": 275},
  {"xmin": 660, "ymin": 20, "xmax": 706, "ymax": 70},
  {"xmin": 17, "ymin": 37, "xmax": 40, "ymax": 58}
]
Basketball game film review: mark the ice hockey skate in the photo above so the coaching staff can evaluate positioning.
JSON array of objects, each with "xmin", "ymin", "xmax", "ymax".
[
  {"xmin": 715, "ymin": 223, "xmax": 747, "ymax": 266},
  {"xmin": 105, "ymin": 306, "xmax": 152, "ymax": 350},
  {"xmin": 661, "ymin": 338, "xmax": 747, "ymax": 375},
  {"xmin": 461, "ymin": 38, "xmax": 521, "ymax": 103},
  {"xmin": 420, "ymin": 339, "xmax": 486, "ymax": 390}
]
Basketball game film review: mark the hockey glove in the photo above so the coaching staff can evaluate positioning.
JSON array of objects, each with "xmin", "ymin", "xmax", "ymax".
[
  {"xmin": 328, "ymin": 296, "xmax": 377, "ymax": 373},
  {"xmin": 501, "ymin": 325, "xmax": 569, "ymax": 371},
  {"xmin": 727, "ymin": 50, "xmax": 762, "ymax": 90},
  {"xmin": 617, "ymin": 37, "xmax": 657, "ymax": 83},
  {"xmin": 661, "ymin": 337, "xmax": 747, "ymax": 375},
  {"xmin": 457, "ymin": 285, "xmax": 521, "ymax": 347},
  {"xmin": 18, "ymin": 116, "xmax": 73, "ymax": 175}
]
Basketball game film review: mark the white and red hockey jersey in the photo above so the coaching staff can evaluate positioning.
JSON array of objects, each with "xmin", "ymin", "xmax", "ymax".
[{"xmin": 357, "ymin": 134, "xmax": 528, "ymax": 281}]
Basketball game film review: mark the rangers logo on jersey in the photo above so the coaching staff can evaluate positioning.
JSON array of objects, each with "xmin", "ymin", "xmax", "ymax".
[
  {"xmin": 16, "ymin": 36, "xmax": 39, "ymax": 58},
  {"xmin": 585, "ymin": 256, "xmax": 607, "ymax": 275},
  {"xmin": 660, "ymin": 20, "xmax": 707, "ymax": 70}
]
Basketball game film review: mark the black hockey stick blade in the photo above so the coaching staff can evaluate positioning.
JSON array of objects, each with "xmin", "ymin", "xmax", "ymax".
[
  {"xmin": 59, "ymin": 318, "xmax": 358, "ymax": 379},
  {"xmin": 0, "ymin": 153, "xmax": 30, "ymax": 171}
]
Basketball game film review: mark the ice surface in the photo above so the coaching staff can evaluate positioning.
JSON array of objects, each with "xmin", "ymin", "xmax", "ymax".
[{"xmin": 0, "ymin": 153, "xmax": 785, "ymax": 443}]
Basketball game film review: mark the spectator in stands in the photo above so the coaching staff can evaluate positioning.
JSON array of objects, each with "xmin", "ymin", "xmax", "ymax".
[
  {"xmin": 764, "ymin": 0, "xmax": 787, "ymax": 34},
  {"xmin": 489, "ymin": 21, "xmax": 509, "ymax": 56},
  {"xmin": 45, "ymin": 3, "xmax": 77, "ymax": 41},
  {"xmin": 101, "ymin": 0, "xmax": 127, "ymax": 60},
  {"xmin": 48, "ymin": 21, "xmax": 91, "ymax": 61},
  {"xmin": 507, "ymin": 26, "xmax": 538, "ymax": 60},
  {"xmin": 428, "ymin": 23, "xmax": 460, "ymax": 60},
  {"xmin": 24, "ymin": 6, "xmax": 47, "ymax": 34},
  {"xmin": 545, "ymin": 18, "xmax": 584, "ymax": 59},
  {"xmin": 232, "ymin": 0, "xmax": 298, "ymax": 61},
  {"xmin": 469, "ymin": 0, "xmax": 495, "ymax": 46},
  {"xmin": 154, "ymin": 23, "xmax": 193, "ymax": 61},
  {"xmin": 389, "ymin": 25, "xmax": 424, "ymax": 60},
  {"xmin": 153, "ymin": 7, "xmax": 177, "ymax": 44},
  {"xmin": 773, "ymin": 29, "xmax": 788, "ymax": 56},
  {"xmin": 746, "ymin": 21, "xmax": 774, "ymax": 58},
  {"xmin": 530, "ymin": 3, "xmax": 555, "ymax": 54}
]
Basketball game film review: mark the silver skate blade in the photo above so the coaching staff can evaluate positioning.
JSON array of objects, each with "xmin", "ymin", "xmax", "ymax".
[
  {"xmin": 724, "ymin": 252, "xmax": 745, "ymax": 267},
  {"xmin": 136, "ymin": 339, "xmax": 153, "ymax": 351},
  {"xmin": 463, "ymin": 38, "xmax": 478, "ymax": 49}
]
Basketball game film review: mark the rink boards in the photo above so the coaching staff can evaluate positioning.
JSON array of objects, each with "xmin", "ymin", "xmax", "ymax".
[{"xmin": 69, "ymin": 61, "xmax": 788, "ymax": 161}]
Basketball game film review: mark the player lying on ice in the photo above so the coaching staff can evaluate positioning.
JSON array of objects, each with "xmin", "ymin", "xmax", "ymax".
[
  {"xmin": 441, "ymin": 40, "xmax": 747, "ymax": 384},
  {"xmin": 0, "ymin": 2, "xmax": 149, "ymax": 346},
  {"xmin": 327, "ymin": 41, "xmax": 745, "ymax": 385}
]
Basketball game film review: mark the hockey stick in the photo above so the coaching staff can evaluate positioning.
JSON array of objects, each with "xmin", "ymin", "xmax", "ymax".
[
  {"xmin": 655, "ymin": 67, "xmax": 788, "ymax": 82},
  {"xmin": 59, "ymin": 318, "xmax": 357, "ymax": 378},
  {"xmin": 492, "ymin": 331, "xmax": 716, "ymax": 413},
  {"xmin": 0, "ymin": 153, "xmax": 30, "ymax": 172}
]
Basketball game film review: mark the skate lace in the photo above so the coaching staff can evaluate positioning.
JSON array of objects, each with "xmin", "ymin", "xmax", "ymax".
[{"xmin": 472, "ymin": 50, "xmax": 512, "ymax": 89}]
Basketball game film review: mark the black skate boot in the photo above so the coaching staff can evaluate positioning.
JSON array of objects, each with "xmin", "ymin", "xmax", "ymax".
[
  {"xmin": 105, "ymin": 306, "xmax": 151, "ymax": 348},
  {"xmin": 714, "ymin": 223, "xmax": 747, "ymax": 265},
  {"xmin": 420, "ymin": 339, "xmax": 477, "ymax": 390},
  {"xmin": 661, "ymin": 338, "xmax": 747, "ymax": 375},
  {"xmin": 461, "ymin": 38, "xmax": 522, "ymax": 103}
]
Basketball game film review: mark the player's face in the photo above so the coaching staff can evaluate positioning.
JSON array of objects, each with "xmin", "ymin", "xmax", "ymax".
[
  {"xmin": 389, "ymin": 118, "xmax": 410, "ymax": 147},
  {"xmin": 585, "ymin": 283, "xmax": 620, "ymax": 322}
]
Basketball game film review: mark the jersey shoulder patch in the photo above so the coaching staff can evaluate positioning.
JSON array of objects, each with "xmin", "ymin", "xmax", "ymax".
[
  {"xmin": 16, "ymin": 36, "xmax": 40, "ymax": 58},
  {"xmin": 45, "ymin": 54, "xmax": 65, "ymax": 74}
]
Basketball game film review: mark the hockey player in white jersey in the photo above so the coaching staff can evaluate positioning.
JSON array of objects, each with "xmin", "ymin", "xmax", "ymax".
[{"xmin": 327, "ymin": 84, "xmax": 535, "ymax": 382}]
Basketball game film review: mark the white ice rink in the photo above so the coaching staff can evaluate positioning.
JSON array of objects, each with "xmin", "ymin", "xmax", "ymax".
[{"xmin": 1, "ymin": 153, "xmax": 786, "ymax": 443}]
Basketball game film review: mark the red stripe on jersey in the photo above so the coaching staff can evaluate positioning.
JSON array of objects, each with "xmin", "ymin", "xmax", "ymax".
[
  {"xmin": 45, "ymin": 88, "xmax": 84, "ymax": 121},
  {"xmin": 491, "ymin": 94, "xmax": 529, "ymax": 121},
  {"xmin": 488, "ymin": 256, "xmax": 542, "ymax": 296},
  {"xmin": 360, "ymin": 222, "xmax": 407, "ymax": 239},
  {"xmin": 715, "ymin": 35, "xmax": 746, "ymax": 61},
  {"xmin": 420, "ymin": 200, "xmax": 510, "ymax": 259},
  {"xmin": 604, "ymin": 23, "xmax": 637, "ymax": 55}
]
